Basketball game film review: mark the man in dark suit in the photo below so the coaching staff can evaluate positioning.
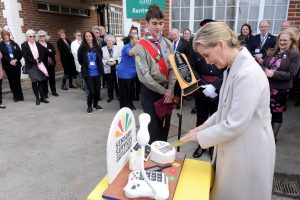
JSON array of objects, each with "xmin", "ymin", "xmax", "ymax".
[{"xmin": 250, "ymin": 20, "xmax": 276, "ymax": 64}]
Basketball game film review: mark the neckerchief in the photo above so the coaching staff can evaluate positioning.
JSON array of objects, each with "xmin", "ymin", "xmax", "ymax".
[{"xmin": 144, "ymin": 32, "xmax": 164, "ymax": 58}]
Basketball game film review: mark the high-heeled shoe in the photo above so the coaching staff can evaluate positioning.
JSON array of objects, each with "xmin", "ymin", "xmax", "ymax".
[{"xmin": 193, "ymin": 145, "xmax": 204, "ymax": 158}]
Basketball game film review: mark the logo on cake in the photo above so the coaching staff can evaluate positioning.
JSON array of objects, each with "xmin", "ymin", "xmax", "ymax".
[{"xmin": 115, "ymin": 113, "xmax": 133, "ymax": 161}]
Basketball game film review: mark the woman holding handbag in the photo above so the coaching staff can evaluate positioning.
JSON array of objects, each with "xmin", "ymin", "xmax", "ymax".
[
  {"xmin": 37, "ymin": 30, "xmax": 58, "ymax": 97},
  {"xmin": 21, "ymin": 29, "xmax": 49, "ymax": 105}
]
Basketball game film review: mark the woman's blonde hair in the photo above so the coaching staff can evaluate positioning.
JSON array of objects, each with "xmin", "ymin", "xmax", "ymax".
[
  {"xmin": 193, "ymin": 22, "xmax": 240, "ymax": 50},
  {"xmin": 267, "ymin": 28, "xmax": 299, "ymax": 56}
]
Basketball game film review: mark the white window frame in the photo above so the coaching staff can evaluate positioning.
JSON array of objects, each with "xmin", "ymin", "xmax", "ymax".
[
  {"xmin": 170, "ymin": 0, "xmax": 290, "ymax": 34},
  {"xmin": 107, "ymin": 4, "xmax": 123, "ymax": 37}
]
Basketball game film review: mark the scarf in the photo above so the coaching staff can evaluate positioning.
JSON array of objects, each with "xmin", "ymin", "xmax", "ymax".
[{"xmin": 28, "ymin": 42, "xmax": 48, "ymax": 77}]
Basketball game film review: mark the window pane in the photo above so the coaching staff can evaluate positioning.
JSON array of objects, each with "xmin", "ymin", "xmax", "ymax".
[
  {"xmin": 194, "ymin": 7, "xmax": 203, "ymax": 20},
  {"xmin": 264, "ymin": 6, "xmax": 275, "ymax": 19},
  {"xmin": 172, "ymin": 21, "xmax": 180, "ymax": 29},
  {"xmin": 226, "ymin": 7, "xmax": 235, "ymax": 20},
  {"xmin": 275, "ymin": 6, "xmax": 288, "ymax": 19},
  {"xmin": 38, "ymin": 3, "xmax": 48, "ymax": 10},
  {"xmin": 239, "ymin": 0, "xmax": 249, "ymax": 6},
  {"xmin": 277, "ymin": 0, "xmax": 288, "ymax": 5},
  {"xmin": 227, "ymin": 0, "xmax": 236, "ymax": 6},
  {"xmin": 204, "ymin": 7, "xmax": 213, "ymax": 19},
  {"xmin": 181, "ymin": 0, "xmax": 190, "ymax": 7},
  {"xmin": 172, "ymin": 0, "xmax": 180, "ymax": 7},
  {"xmin": 204, "ymin": 0, "xmax": 213, "ymax": 6},
  {"xmin": 172, "ymin": 8, "xmax": 180, "ymax": 20},
  {"xmin": 61, "ymin": 7, "xmax": 69, "ymax": 13},
  {"xmin": 273, "ymin": 20, "xmax": 284, "ymax": 34},
  {"xmin": 194, "ymin": 21, "xmax": 201, "ymax": 32},
  {"xmin": 49, "ymin": 4, "xmax": 59, "ymax": 12},
  {"xmin": 249, "ymin": 6, "xmax": 259, "ymax": 20},
  {"xmin": 181, "ymin": 8, "xmax": 190, "ymax": 20},
  {"xmin": 216, "ymin": 0, "xmax": 225, "ymax": 6},
  {"xmin": 215, "ymin": 7, "xmax": 225, "ymax": 19},
  {"xmin": 249, "ymin": 0, "xmax": 260, "ymax": 5},
  {"xmin": 265, "ymin": 0, "xmax": 276, "ymax": 5},
  {"xmin": 225, "ymin": 21, "xmax": 235, "ymax": 30},
  {"xmin": 248, "ymin": 21, "xmax": 258, "ymax": 34},
  {"xmin": 238, "ymin": 6, "xmax": 248, "ymax": 19},
  {"xmin": 181, "ymin": 21, "xmax": 189, "ymax": 32}
]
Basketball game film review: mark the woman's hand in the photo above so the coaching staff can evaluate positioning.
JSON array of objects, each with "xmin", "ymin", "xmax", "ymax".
[
  {"xmin": 181, "ymin": 123, "xmax": 208, "ymax": 142},
  {"xmin": 265, "ymin": 69, "xmax": 274, "ymax": 77},
  {"xmin": 163, "ymin": 89, "xmax": 174, "ymax": 103}
]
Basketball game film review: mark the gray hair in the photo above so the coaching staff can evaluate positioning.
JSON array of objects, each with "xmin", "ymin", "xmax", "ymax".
[
  {"xmin": 104, "ymin": 34, "xmax": 116, "ymax": 44},
  {"xmin": 259, "ymin": 20, "xmax": 270, "ymax": 26},
  {"xmin": 92, "ymin": 25, "xmax": 100, "ymax": 34},
  {"xmin": 25, "ymin": 29, "xmax": 36, "ymax": 41},
  {"xmin": 36, "ymin": 30, "xmax": 50, "ymax": 41}
]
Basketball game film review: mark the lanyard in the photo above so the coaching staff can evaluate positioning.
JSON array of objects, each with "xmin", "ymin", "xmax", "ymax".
[{"xmin": 260, "ymin": 34, "xmax": 268, "ymax": 48}]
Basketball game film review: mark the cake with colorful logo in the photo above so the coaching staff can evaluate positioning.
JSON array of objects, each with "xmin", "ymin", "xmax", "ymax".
[{"xmin": 150, "ymin": 141, "xmax": 176, "ymax": 164}]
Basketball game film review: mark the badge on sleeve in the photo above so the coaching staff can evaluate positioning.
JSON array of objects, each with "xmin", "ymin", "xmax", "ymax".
[{"xmin": 255, "ymin": 48, "xmax": 260, "ymax": 53}]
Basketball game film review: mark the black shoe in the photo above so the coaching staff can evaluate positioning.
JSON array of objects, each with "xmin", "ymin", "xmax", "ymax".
[
  {"xmin": 107, "ymin": 98, "xmax": 113, "ymax": 103},
  {"xmin": 61, "ymin": 85, "xmax": 68, "ymax": 90},
  {"xmin": 193, "ymin": 146, "xmax": 204, "ymax": 158},
  {"xmin": 130, "ymin": 105, "xmax": 136, "ymax": 110},
  {"xmin": 36, "ymin": 99, "xmax": 40, "ymax": 105},
  {"xmin": 40, "ymin": 99, "xmax": 49, "ymax": 103},
  {"xmin": 87, "ymin": 107, "xmax": 93, "ymax": 114},
  {"xmin": 93, "ymin": 105, "xmax": 103, "ymax": 110},
  {"xmin": 0, "ymin": 104, "xmax": 6, "ymax": 109},
  {"xmin": 295, "ymin": 101, "xmax": 300, "ymax": 107},
  {"xmin": 45, "ymin": 94, "xmax": 49, "ymax": 99},
  {"xmin": 99, "ymin": 97, "xmax": 102, "ymax": 101},
  {"xmin": 191, "ymin": 107, "xmax": 197, "ymax": 114},
  {"xmin": 13, "ymin": 98, "xmax": 18, "ymax": 102},
  {"xmin": 18, "ymin": 97, "xmax": 24, "ymax": 101},
  {"xmin": 52, "ymin": 92, "xmax": 59, "ymax": 97}
]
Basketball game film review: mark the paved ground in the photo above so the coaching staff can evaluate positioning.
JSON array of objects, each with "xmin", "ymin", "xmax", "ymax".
[{"xmin": 0, "ymin": 79, "xmax": 299, "ymax": 200}]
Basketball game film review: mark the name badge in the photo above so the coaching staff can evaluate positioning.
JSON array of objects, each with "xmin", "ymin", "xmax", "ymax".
[
  {"xmin": 89, "ymin": 61, "xmax": 95, "ymax": 66},
  {"xmin": 9, "ymin": 53, "xmax": 14, "ymax": 58},
  {"xmin": 255, "ymin": 48, "xmax": 260, "ymax": 53}
]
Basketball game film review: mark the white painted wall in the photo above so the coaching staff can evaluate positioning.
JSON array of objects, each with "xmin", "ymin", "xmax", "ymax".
[{"xmin": 1, "ymin": 0, "xmax": 25, "ymax": 45}]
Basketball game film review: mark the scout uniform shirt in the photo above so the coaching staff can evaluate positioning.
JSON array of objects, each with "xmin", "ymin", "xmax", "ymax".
[{"xmin": 135, "ymin": 36, "xmax": 177, "ymax": 95}]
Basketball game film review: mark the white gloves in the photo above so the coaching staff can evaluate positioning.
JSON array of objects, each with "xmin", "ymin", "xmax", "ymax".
[{"xmin": 202, "ymin": 84, "xmax": 218, "ymax": 98}]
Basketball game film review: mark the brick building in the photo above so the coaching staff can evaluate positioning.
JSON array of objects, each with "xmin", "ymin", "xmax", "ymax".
[{"xmin": 1, "ymin": 0, "xmax": 300, "ymax": 74}]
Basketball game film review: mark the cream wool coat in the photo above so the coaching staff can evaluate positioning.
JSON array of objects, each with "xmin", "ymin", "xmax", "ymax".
[{"xmin": 197, "ymin": 48, "xmax": 276, "ymax": 200}]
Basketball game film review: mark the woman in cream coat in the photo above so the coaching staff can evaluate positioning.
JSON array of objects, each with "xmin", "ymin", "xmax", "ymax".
[{"xmin": 181, "ymin": 22, "xmax": 276, "ymax": 200}]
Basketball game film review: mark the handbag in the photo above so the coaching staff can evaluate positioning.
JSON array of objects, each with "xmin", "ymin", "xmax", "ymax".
[{"xmin": 22, "ymin": 65, "xmax": 28, "ymax": 74}]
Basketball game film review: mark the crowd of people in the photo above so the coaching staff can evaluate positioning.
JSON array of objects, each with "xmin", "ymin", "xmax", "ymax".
[{"xmin": 0, "ymin": 3, "xmax": 299, "ymax": 199}]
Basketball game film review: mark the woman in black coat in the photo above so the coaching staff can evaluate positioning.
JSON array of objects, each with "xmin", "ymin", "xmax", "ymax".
[
  {"xmin": 37, "ymin": 30, "xmax": 58, "ymax": 97},
  {"xmin": 78, "ymin": 31, "xmax": 104, "ymax": 114},
  {"xmin": 0, "ymin": 30, "xmax": 24, "ymax": 102},
  {"xmin": 21, "ymin": 29, "xmax": 49, "ymax": 105},
  {"xmin": 57, "ymin": 29, "xmax": 77, "ymax": 90}
]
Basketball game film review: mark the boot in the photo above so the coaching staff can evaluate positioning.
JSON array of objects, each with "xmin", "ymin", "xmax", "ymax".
[
  {"xmin": 61, "ymin": 79, "xmax": 68, "ymax": 90},
  {"xmin": 272, "ymin": 123, "xmax": 282, "ymax": 143},
  {"xmin": 69, "ymin": 78, "xmax": 76, "ymax": 88}
]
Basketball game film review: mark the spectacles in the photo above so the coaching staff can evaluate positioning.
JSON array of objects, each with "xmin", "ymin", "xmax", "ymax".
[
  {"xmin": 29, "ymin": 36, "xmax": 35, "ymax": 38},
  {"xmin": 76, "ymin": 34, "xmax": 82, "ymax": 36},
  {"xmin": 39, "ymin": 35, "xmax": 46, "ymax": 37}
]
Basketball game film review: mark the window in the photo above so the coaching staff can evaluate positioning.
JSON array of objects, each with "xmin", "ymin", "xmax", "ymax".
[
  {"xmin": 170, "ymin": 0, "xmax": 289, "ymax": 35},
  {"xmin": 37, "ymin": 2, "xmax": 90, "ymax": 17},
  {"xmin": 108, "ymin": 5, "xmax": 123, "ymax": 36}
]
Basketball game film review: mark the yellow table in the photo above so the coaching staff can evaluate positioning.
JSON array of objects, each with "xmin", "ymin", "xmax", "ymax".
[{"xmin": 87, "ymin": 159, "xmax": 214, "ymax": 200}]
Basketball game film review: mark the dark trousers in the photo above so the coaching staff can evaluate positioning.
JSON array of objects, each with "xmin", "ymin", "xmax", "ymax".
[
  {"xmin": 141, "ymin": 85, "xmax": 171, "ymax": 144},
  {"xmin": 195, "ymin": 98, "xmax": 218, "ymax": 126},
  {"xmin": 85, "ymin": 76, "xmax": 101, "ymax": 107},
  {"xmin": 132, "ymin": 76, "xmax": 140, "ymax": 100},
  {"xmin": 105, "ymin": 69, "xmax": 119, "ymax": 99},
  {"xmin": 44, "ymin": 65, "xmax": 56, "ymax": 94},
  {"xmin": 32, "ymin": 81, "xmax": 46, "ymax": 100},
  {"xmin": 0, "ymin": 79, "xmax": 2, "ymax": 104},
  {"xmin": 4, "ymin": 67, "xmax": 23, "ymax": 100},
  {"xmin": 118, "ymin": 77, "xmax": 135, "ymax": 108}
]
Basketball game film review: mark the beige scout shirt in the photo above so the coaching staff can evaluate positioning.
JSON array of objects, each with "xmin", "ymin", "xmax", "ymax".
[{"xmin": 135, "ymin": 36, "xmax": 177, "ymax": 95}]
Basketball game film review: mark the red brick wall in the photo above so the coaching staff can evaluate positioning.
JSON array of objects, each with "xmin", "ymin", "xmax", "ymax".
[
  {"xmin": 19, "ymin": 1, "xmax": 99, "ymax": 72},
  {"xmin": 287, "ymin": 0, "xmax": 300, "ymax": 29},
  {"xmin": 132, "ymin": 0, "xmax": 170, "ymax": 37},
  {"xmin": 0, "ymin": 1, "xmax": 7, "ymax": 27}
]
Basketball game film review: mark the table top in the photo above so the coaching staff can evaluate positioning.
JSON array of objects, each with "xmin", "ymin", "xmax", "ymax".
[{"xmin": 87, "ymin": 158, "xmax": 214, "ymax": 200}]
